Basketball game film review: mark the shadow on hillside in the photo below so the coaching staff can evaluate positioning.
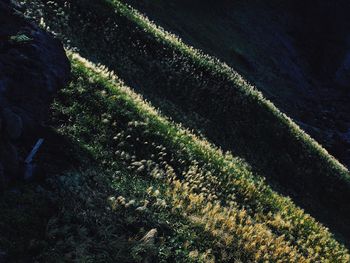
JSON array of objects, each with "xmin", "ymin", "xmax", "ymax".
[
  {"xmin": 0, "ymin": 127, "xmax": 93, "ymax": 262},
  {"xmin": 0, "ymin": 127, "xmax": 230, "ymax": 262}
]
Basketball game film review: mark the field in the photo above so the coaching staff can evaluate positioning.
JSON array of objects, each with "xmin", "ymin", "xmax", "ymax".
[{"xmin": 0, "ymin": 0, "xmax": 350, "ymax": 261}]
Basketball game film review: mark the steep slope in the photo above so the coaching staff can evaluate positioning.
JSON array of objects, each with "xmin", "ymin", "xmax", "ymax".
[
  {"xmin": 23, "ymin": 0, "xmax": 350, "ymax": 245},
  {"xmin": 1, "ymin": 53, "xmax": 349, "ymax": 262},
  {"xmin": 124, "ymin": 0, "xmax": 350, "ymax": 168}
]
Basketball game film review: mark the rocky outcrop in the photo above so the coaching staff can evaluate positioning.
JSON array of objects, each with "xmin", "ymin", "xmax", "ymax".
[{"xmin": 0, "ymin": 0, "xmax": 70, "ymax": 186}]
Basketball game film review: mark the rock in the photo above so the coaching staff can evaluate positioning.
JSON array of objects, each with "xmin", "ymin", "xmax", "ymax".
[
  {"xmin": 0, "ymin": 0, "xmax": 70, "ymax": 185},
  {"xmin": 140, "ymin": 228, "xmax": 157, "ymax": 245},
  {"xmin": 0, "ymin": 0, "xmax": 70, "ymax": 125},
  {"xmin": 140, "ymin": 229, "xmax": 157, "ymax": 263},
  {"xmin": 2, "ymin": 108, "xmax": 22, "ymax": 140}
]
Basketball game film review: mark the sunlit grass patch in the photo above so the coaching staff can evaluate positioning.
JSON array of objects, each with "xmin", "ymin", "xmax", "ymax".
[{"xmin": 44, "ymin": 53, "xmax": 349, "ymax": 262}]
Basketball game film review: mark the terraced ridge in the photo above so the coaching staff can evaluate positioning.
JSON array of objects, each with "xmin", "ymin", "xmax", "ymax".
[
  {"xmin": 2, "ymin": 53, "xmax": 349, "ymax": 261},
  {"xmin": 23, "ymin": 0, "xmax": 350, "ymax": 243}
]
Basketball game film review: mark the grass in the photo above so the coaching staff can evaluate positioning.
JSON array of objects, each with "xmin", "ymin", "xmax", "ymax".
[
  {"xmin": 2, "ymin": 52, "xmax": 350, "ymax": 261},
  {"xmin": 22, "ymin": 0, "xmax": 350, "ymax": 244},
  {"xmin": 66, "ymin": 53, "xmax": 350, "ymax": 261},
  {"xmin": 0, "ymin": 0, "xmax": 347, "ymax": 261},
  {"xmin": 9, "ymin": 33, "xmax": 33, "ymax": 43}
]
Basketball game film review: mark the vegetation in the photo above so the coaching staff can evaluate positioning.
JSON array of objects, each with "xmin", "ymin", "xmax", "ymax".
[
  {"xmin": 22, "ymin": 0, "xmax": 350, "ymax": 243},
  {"xmin": 2, "ymin": 53, "xmax": 349, "ymax": 261},
  {"xmin": 1, "ymin": 0, "xmax": 349, "ymax": 261},
  {"xmin": 9, "ymin": 33, "xmax": 33, "ymax": 44}
]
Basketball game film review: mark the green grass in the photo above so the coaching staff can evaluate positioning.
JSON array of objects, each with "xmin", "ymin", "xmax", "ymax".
[
  {"xmin": 0, "ymin": 0, "xmax": 347, "ymax": 260},
  {"xmin": 45, "ymin": 54, "xmax": 350, "ymax": 261},
  {"xmin": 2, "ymin": 53, "xmax": 350, "ymax": 261},
  {"xmin": 57, "ymin": 53, "xmax": 350, "ymax": 261},
  {"xmin": 9, "ymin": 33, "xmax": 33, "ymax": 43},
  {"xmin": 67, "ymin": 53, "xmax": 350, "ymax": 261},
  {"xmin": 22, "ymin": 0, "xmax": 350, "ymax": 243}
]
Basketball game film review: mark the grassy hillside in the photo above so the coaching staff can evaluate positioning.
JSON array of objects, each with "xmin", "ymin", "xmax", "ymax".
[
  {"xmin": 1, "ymin": 53, "xmax": 349, "ymax": 262},
  {"xmin": 124, "ymin": 0, "xmax": 350, "ymax": 167},
  {"xmin": 23, "ymin": 0, "xmax": 350, "ymax": 244}
]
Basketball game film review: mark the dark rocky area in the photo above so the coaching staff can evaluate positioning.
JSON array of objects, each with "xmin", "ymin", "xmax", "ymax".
[
  {"xmin": 0, "ymin": 0, "xmax": 70, "ymax": 188},
  {"xmin": 126, "ymin": 0, "xmax": 350, "ymax": 168}
]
